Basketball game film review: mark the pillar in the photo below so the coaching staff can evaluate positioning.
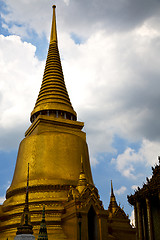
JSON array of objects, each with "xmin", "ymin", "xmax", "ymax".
[
  {"xmin": 134, "ymin": 204, "xmax": 138, "ymax": 240},
  {"xmin": 97, "ymin": 215, "xmax": 102, "ymax": 240},
  {"xmin": 146, "ymin": 198, "xmax": 153, "ymax": 240},
  {"xmin": 142, "ymin": 207, "xmax": 146, "ymax": 240},
  {"xmin": 136, "ymin": 201, "xmax": 143, "ymax": 240}
]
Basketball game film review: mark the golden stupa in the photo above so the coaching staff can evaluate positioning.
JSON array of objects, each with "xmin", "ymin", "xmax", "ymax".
[{"xmin": 0, "ymin": 6, "xmax": 136, "ymax": 240}]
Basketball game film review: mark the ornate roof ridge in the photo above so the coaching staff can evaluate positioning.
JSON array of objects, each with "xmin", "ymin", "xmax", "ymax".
[{"xmin": 128, "ymin": 158, "xmax": 160, "ymax": 204}]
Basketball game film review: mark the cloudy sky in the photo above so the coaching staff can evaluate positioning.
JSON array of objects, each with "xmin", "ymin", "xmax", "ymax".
[{"xmin": 1, "ymin": 0, "xmax": 160, "ymax": 223}]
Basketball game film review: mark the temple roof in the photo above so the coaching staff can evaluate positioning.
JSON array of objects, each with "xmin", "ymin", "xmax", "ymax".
[
  {"xmin": 128, "ymin": 158, "xmax": 160, "ymax": 205},
  {"xmin": 31, "ymin": 5, "xmax": 77, "ymax": 122}
]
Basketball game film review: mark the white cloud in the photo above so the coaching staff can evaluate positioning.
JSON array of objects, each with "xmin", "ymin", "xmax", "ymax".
[
  {"xmin": 112, "ymin": 139, "xmax": 159, "ymax": 179},
  {"xmin": 61, "ymin": 24, "xmax": 160, "ymax": 160},
  {"xmin": 131, "ymin": 185, "xmax": 138, "ymax": 190},
  {"xmin": 1, "ymin": 0, "xmax": 52, "ymax": 38},
  {"xmin": 0, "ymin": 35, "xmax": 44, "ymax": 150},
  {"xmin": 114, "ymin": 186, "xmax": 127, "ymax": 195}
]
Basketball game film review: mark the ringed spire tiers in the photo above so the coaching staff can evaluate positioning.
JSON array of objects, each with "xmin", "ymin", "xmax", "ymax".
[{"xmin": 31, "ymin": 5, "xmax": 77, "ymax": 123}]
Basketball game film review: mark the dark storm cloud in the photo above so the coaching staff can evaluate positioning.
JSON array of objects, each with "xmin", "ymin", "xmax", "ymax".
[
  {"xmin": 118, "ymin": 72, "xmax": 160, "ymax": 141},
  {"xmin": 2, "ymin": 0, "xmax": 160, "ymax": 40},
  {"xmin": 58, "ymin": 0, "xmax": 160, "ymax": 36}
]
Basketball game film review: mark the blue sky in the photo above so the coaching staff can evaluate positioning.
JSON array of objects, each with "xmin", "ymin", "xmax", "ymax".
[{"xmin": 1, "ymin": 0, "xmax": 160, "ymax": 223}]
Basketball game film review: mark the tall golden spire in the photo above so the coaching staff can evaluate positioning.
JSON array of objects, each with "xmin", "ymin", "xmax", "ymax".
[{"xmin": 31, "ymin": 5, "xmax": 77, "ymax": 123}]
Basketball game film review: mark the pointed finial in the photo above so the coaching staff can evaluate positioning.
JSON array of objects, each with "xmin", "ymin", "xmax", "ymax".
[
  {"xmin": 111, "ymin": 180, "xmax": 114, "ymax": 196},
  {"xmin": 50, "ymin": 5, "xmax": 57, "ymax": 43}
]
